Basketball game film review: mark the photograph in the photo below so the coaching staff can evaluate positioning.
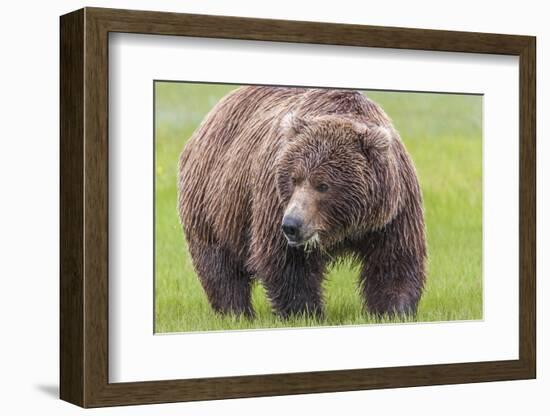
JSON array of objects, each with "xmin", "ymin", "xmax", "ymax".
[
  {"xmin": 154, "ymin": 82, "xmax": 483, "ymax": 333},
  {"xmin": 55, "ymin": 5, "xmax": 538, "ymax": 409}
]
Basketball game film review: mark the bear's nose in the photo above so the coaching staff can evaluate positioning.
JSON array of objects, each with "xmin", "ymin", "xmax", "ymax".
[{"xmin": 282, "ymin": 216, "xmax": 303, "ymax": 241}]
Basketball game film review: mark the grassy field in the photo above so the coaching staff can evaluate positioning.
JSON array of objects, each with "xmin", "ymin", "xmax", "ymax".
[{"xmin": 154, "ymin": 82, "xmax": 483, "ymax": 333}]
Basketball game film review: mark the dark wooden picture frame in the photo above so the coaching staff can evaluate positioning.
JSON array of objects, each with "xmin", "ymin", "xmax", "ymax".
[{"xmin": 60, "ymin": 7, "xmax": 536, "ymax": 408}]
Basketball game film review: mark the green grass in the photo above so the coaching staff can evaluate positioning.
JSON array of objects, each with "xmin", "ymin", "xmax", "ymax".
[{"xmin": 154, "ymin": 82, "xmax": 483, "ymax": 333}]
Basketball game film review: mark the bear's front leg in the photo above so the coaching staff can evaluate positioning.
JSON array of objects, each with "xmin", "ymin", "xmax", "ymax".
[
  {"xmin": 358, "ymin": 209, "xmax": 427, "ymax": 318},
  {"xmin": 260, "ymin": 249, "xmax": 325, "ymax": 319}
]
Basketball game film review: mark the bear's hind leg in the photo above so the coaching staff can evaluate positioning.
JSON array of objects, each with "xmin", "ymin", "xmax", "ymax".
[{"xmin": 188, "ymin": 240, "xmax": 254, "ymax": 318}]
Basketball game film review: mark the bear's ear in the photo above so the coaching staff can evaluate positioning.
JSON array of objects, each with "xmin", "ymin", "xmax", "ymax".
[
  {"xmin": 357, "ymin": 123, "xmax": 393, "ymax": 156},
  {"xmin": 280, "ymin": 112, "xmax": 308, "ymax": 139}
]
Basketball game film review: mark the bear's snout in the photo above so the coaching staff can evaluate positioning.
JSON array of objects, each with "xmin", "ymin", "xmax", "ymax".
[
  {"xmin": 282, "ymin": 185, "xmax": 319, "ymax": 247},
  {"xmin": 282, "ymin": 215, "xmax": 303, "ymax": 245}
]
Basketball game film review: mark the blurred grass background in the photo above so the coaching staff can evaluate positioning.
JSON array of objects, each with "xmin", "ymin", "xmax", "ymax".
[{"xmin": 154, "ymin": 82, "xmax": 482, "ymax": 333}]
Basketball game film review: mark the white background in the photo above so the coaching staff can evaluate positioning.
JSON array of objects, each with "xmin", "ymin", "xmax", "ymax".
[
  {"xmin": 0, "ymin": 0, "xmax": 546, "ymax": 414},
  {"xmin": 110, "ymin": 34, "xmax": 519, "ymax": 382}
]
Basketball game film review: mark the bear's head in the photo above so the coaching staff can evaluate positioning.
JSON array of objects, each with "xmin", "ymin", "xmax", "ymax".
[{"xmin": 275, "ymin": 113, "xmax": 402, "ymax": 249}]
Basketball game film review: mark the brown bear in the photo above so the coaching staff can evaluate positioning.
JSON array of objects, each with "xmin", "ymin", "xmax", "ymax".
[{"xmin": 178, "ymin": 86, "xmax": 426, "ymax": 319}]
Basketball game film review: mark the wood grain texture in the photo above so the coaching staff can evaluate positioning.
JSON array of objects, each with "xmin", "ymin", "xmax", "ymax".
[
  {"xmin": 83, "ymin": 9, "xmax": 110, "ymax": 406},
  {"xmin": 88, "ymin": 7, "xmax": 532, "ymax": 54},
  {"xmin": 518, "ymin": 38, "xmax": 536, "ymax": 376},
  {"xmin": 59, "ymin": 8, "xmax": 84, "ymax": 407},
  {"xmin": 59, "ymin": 7, "xmax": 537, "ymax": 408}
]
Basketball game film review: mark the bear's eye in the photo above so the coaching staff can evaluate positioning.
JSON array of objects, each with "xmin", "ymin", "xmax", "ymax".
[
  {"xmin": 316, "ymin": 183, "xmax": 329, "ymax": 193},
  {"xmin": 291, "ymin": 176, "xmax": 297, "ymax": 186}
]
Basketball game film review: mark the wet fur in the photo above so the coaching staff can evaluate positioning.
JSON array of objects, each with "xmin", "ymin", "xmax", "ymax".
[{"xmin": 178, "ymin": 86, "xmax": 427, "ymax": 318}]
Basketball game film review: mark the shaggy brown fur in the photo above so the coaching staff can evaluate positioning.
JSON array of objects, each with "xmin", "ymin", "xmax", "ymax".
[{"xmin": 178, "ymin": 86, "xmax": 426, "ymax": 318}]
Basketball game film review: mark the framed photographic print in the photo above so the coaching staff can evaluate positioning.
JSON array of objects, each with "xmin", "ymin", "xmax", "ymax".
[{"xmin": 60, "ymin": 7, "xmax": 536, "ymax": 408}]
